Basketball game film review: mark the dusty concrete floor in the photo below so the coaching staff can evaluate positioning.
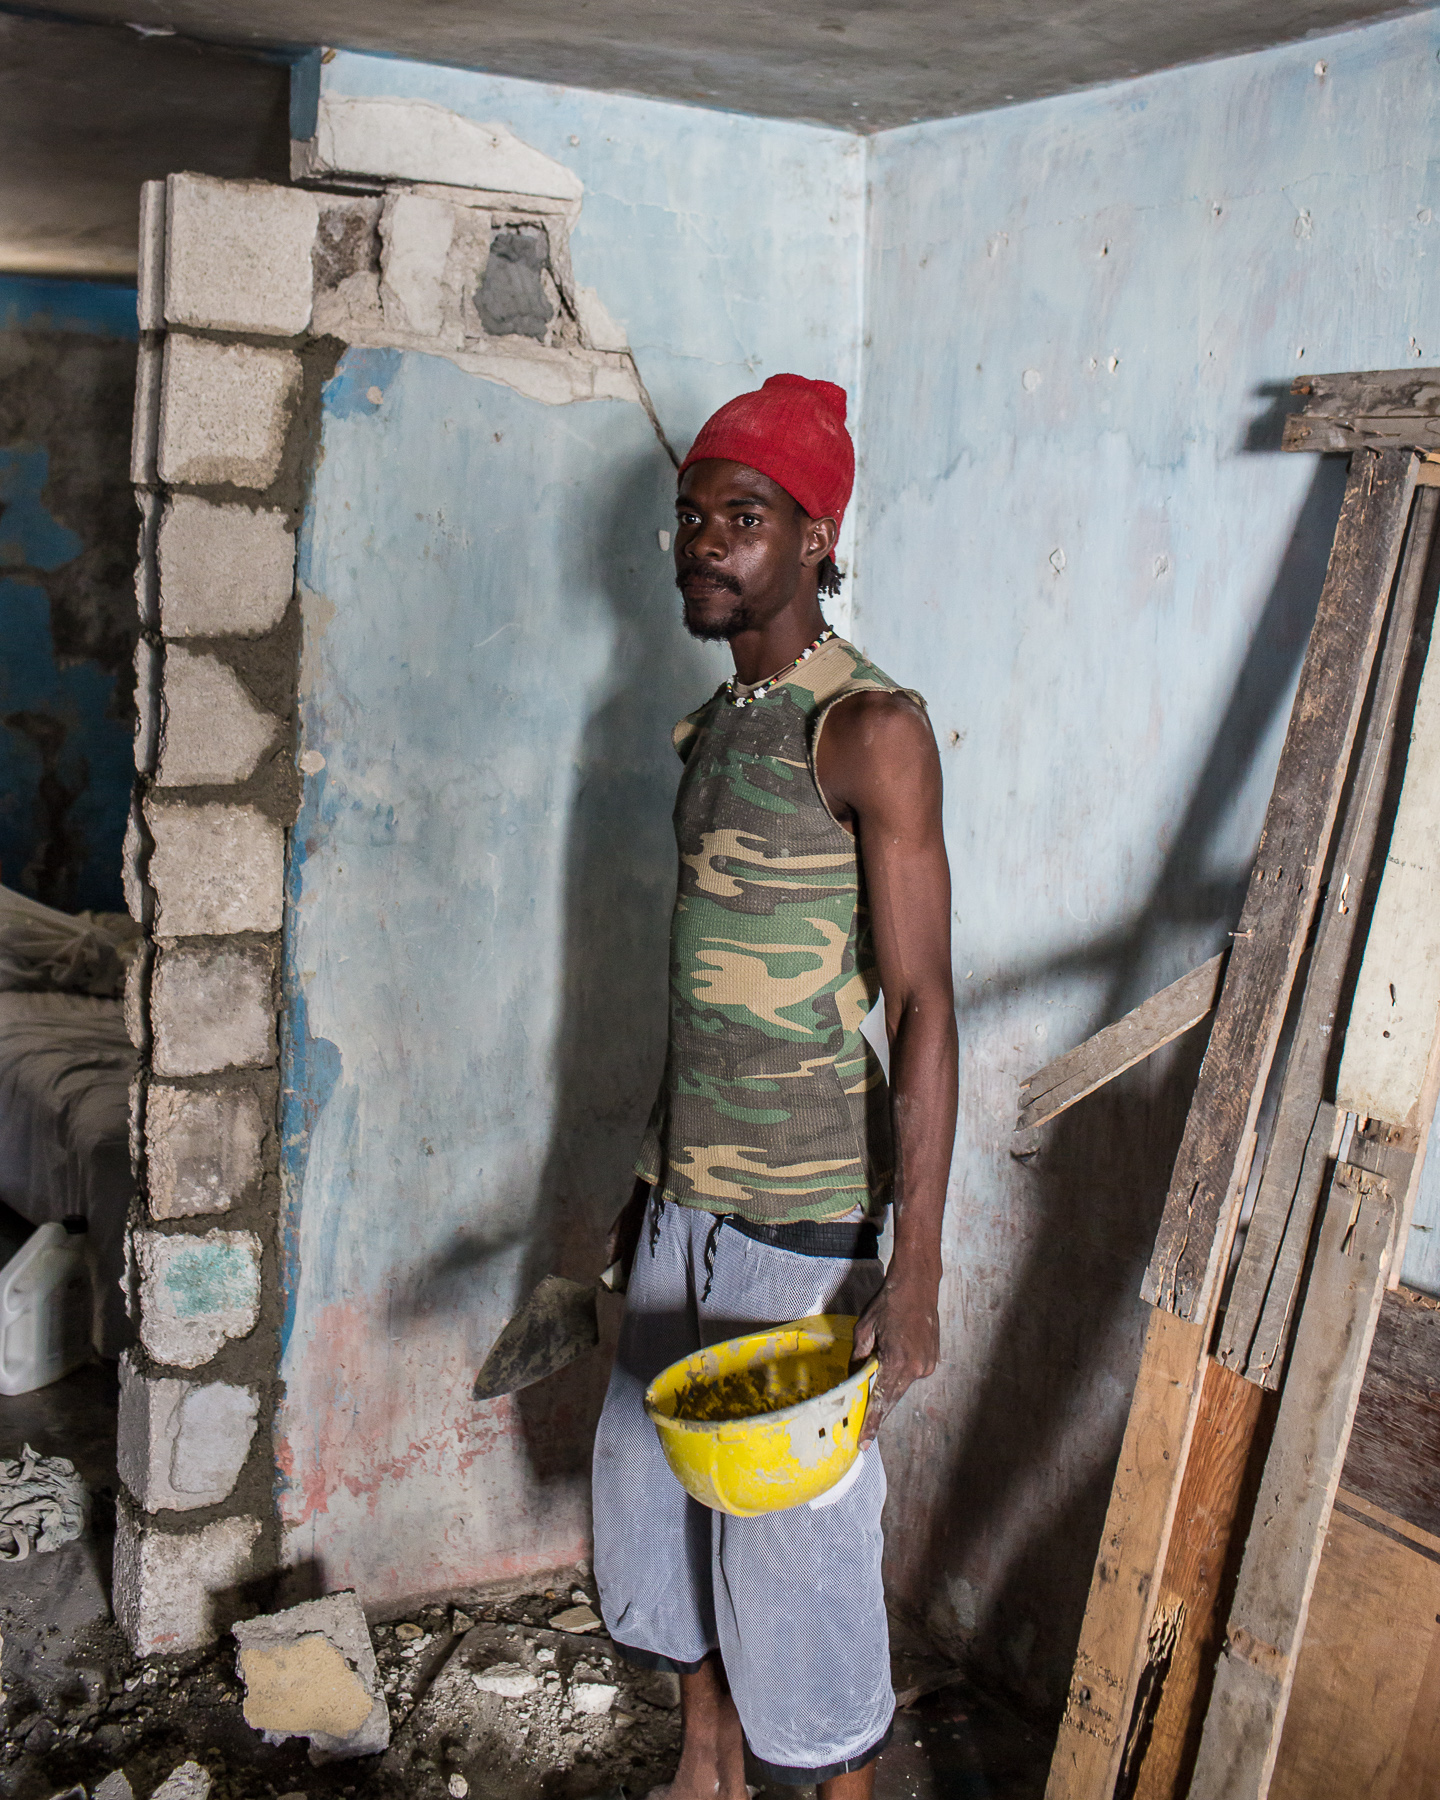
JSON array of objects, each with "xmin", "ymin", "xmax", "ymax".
[{"xmin": 0, "ymin": 1365, "xmax": 1051, "ymax": 1800}]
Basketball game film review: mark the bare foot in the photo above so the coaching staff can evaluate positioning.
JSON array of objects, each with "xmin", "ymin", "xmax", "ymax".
[{"xmin": 644, "ymin": 1653, "xmax": 748, "ymax": 1800}]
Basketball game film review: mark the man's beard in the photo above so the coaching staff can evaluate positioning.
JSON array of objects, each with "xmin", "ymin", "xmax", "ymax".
[{"xmin": 676, "ymin": 570, "xmax": 756, "ymax": 642}]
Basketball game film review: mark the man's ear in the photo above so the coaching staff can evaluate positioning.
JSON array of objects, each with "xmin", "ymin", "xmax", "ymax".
[{"xmin": 801, "ymin": 515, "xmax": 840, "ymax": 567}]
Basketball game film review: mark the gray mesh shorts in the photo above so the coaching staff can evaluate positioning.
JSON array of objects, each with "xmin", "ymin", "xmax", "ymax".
[{"xmin": 592, "ymin": 1196, "xmax": 894, "ymax": 1784}]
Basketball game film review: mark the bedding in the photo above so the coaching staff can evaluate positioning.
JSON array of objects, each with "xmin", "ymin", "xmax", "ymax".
[{"xmin": 0, "ymin": 992, "xmax": 136, "ymax": 1357}]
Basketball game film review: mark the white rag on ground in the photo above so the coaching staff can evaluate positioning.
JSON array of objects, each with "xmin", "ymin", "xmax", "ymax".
[{"xmin": 0, "ymin": 1442, "xmax": 86, "ymax": 1560}]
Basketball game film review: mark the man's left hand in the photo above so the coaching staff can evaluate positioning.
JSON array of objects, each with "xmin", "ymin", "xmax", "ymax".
[{"xmin": 851, "ymin": 1263, "xmax": 940, "ymax": 1448}]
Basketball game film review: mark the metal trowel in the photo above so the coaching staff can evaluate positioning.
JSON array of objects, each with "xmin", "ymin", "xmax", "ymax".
[{"xmin": 472, "ymin": 1262, "xmax": 627, "ymax": 1399}]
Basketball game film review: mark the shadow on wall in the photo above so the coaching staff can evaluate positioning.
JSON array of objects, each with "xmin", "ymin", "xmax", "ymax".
[
  {"xmin": 517, "ymin": 447, "xmax": 708, "ymax": 1481},
  {"xmin": 384, "ymin": 434, "xmax": 711, "ymax": 1489},
  {"xmin": 897, "ymin": 454, "xmax": 1351, "ymax": 1715}
]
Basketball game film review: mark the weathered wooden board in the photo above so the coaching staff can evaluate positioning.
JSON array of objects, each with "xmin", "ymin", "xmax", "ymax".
[
  {"xmin": 1014, "ymin": 953, "xmax": 1226, "ymax": 1139},
  {"xmin": 1338, "ymin": 590, "xmax": 1440, "ymax": 1123},
  {"xmin": 1342, "ymin": 1285, "xmax": 1440, "ymax": 1538},
  {"xmin": 1121, "ymin": 1362, "xmax": 1268, "ymax": 1800},
  {"xmin": 1219, "ymin": 487, "xmax": 1438, "ymax": 1384},
  {"xmin": 1268, "ymin": 1495, "xmax": 1440, "ymax": 1800},
  {"xmin": 1187, "ymin": 1165, "xmax": 1396, "ymax": 1800},
  {"xmin": 1284, "ymin": 370, "xmax": 1440, "ymax": 454},
  {"xmin": 1145, "ymin": 448, "xmax": 1417, "ymax": 1321},
  {"xmin": 1044, "ymin": 1309, "xmax": 1207, "ymax": 1800}
]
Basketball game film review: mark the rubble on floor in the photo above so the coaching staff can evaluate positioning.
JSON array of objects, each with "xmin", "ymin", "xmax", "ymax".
[
  {"xmin": 1, "ymin": 1572, "xmax": 1051, "ymax": 1800},
  {"xmin": 233, "ymin": 1593, "xmax": 388, "ymax": 1762}
]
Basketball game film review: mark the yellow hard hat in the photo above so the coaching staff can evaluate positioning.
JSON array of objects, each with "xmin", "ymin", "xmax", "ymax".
[{"xmin": 644, "ymin": 1314, "xmax": 878, "ymax": 1517}]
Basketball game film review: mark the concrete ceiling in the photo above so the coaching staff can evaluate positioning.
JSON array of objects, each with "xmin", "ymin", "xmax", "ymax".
[
  {"xmin": 0, "ymin": 0, "xmax": 1429, "ymax": 278},
  {"xmin": 9, "ymin": 0, "xmax": 1428, "ymax": 133}
]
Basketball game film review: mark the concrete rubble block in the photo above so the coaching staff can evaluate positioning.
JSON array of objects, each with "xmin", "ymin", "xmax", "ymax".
[
  {"xmin": 137, "ymin": 178, "xmax": 167, "ymax": 333},
  {"xmin": 131, "ymin": 337, "xmax": 163, "ymax": 487},
  {"xmin": 570, "ymin": 1680, "xmax": 619, "ymax": 1716},
  {"xmin": 134, "ymin": 637, "xmax": 161, "ymax": 775},
  {"xmin": 472, "ymin": 1662, "xmax": 540, "ymax": 1697},
  {"xmin": 380, "ymin": 192, "xmax": 455, "ymax": 340},
  {"xmin": 297, "ymin": 93, "xmax": 583, "ymax": 203},
  {"xmin": 146, "ymin": 1080, "xmax": 266, "ymax": 1218},
  {"xmin": 93, "ymin": 1772, "xmax": 135, "ymax": 1800},
  {"xmin": 157, "ymin": 647, "xmax": 279, "ymax": 787},
  {"xmin": 165, "ymin": 174, "xmax": 319, "ymax": 337},
  {"xmin": 113, "ymin": 1508, "xmax": 260, "ymax": 1656},
  {"xmin": 158, "ymin": 495, "xmax": 295, "ymax": 640},
  {"xmin": 117, "ymin": 1352, "xmax": 259, "ymax": 1511},
  {"xmin": 233, "ymin": 1591, "xmax": 390, "ymax": 1762},
  {"xmin": 151, "ymin": 1767, "xmax": 212, "ymax": 1800},
  {"xmin": 150, "ymin": 941, "xmax": 276, "ymax": 1077},
  {"xmin": 134, "ymin": 1227, "xmax": 262, "ymax": 1369},
  {"xmin": 145, "ymin": 800, "xmax": 284, "ymax": 937},
  {"xmin": 157, "ymin": 337, "xmax": 301, "ymax": 490}
]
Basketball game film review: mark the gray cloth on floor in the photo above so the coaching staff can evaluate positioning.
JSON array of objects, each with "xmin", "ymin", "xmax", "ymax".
[
  {"xmin": 592, "ymin": 1196, "xmax": 893, "ymax": 1778},
  {"xmin": 0, "ymin": 1442, "xmax": 87, "ymax": 1560}
]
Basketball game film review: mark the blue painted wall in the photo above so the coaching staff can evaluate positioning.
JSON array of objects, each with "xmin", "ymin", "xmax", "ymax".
[
  {"xmin": 0, "ymin": 275, "xmax": 138, "ymax": 913},
  {"xmin": 860, "ymin": 11, "xmax": 1440, "ymax": 1705},
  {"xmin": 279, "ymin": 17, "xmax": 1440, "ymax": 1701},
  {"xmin": 276, "ymin": 60, "xmax": 862, "ymax": 1604}
]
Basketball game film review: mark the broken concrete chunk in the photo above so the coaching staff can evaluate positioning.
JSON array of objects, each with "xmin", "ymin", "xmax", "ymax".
[
  {"xmin": 157, "ymin": 337, "xmax": 301, "ymax": 490},
  {"xmin": 547, "ymin": 1603, "xmax": 601, "ymax": 1633},
  {"xmin": 113, "ymin": 1511, "xmax": 260, "ymax": 1656},
  {"xmin": 146, "ymin": 1081, "xmax": 266, "ymax": 1220},
  {"xmin": 158, "ymin": 496, "xmax": 295, "ymax": 640},
  {"xmin": 150, "ymin": 1763, "xmax": 212, "ymax": 1800},
  {"xmin": 156, "ymin": 648, "xmax": 279, "ymax": 788},
  {"xmin": 165, "ymin": 173, "xmax": 318, "ymax": 337},
  {"xmin": 134, "ymin": 1230, "xmax": 262, "ymax": 1370},
  {"xmin": 150, "ymin": 941, "xmax": 276, "ymax": 1078},
  {"xmin": 233, "ymin": 1591, "xmax": 389, "ymax": 1762},
  {"xmin": 145, "ymin": 800, "xmax": 284, "ymax": 938},
  {"xmin": 117, "ymin": 1353, "xmax": 259, "ymax": 1511},
  {"xmin": 93, "ymin": 1775, "xmax": 135, "ymax": 1800},
  {"xmin": 570, "ymin": 1681, "xmax": 619, "ymax": 1716},
  {"xmin": 472, "ymin": 1661, "xmax": 540, "ymax": 1698}
]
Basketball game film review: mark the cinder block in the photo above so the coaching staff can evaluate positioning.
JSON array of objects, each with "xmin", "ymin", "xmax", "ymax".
[
  {"xmin": 157, "ymin": 337, "xmax": 301, "ymax": 490},
  {"xmin": 134, "ymin": 637, "xmax": 161, "ymax": 775},
  {"xmin": 157, "ymin": 648, "xmax": 279, "ymax": 787},
  {"xmin": 158, "ymin": 496, "xmax": 295, "ymax": 639},
  {"xmin": 137, "ymin": 179, "xmax": 167, "ymax": 333},
  {"xmin": 124, "ymin": 944, "xmax": 151, "ymax": 1054},
  {"xmin": 146, "ymin": 1081, "xmax": 265, "ymax": 1218},
  {"xmin": 135, "ymin": 487, "xmax": 161, "ymax": 630},
  {"xmin": 150, "ymin": 941, "xmax": 276, "ymax": 1077},
  {"xmin": 145, "ymin": 800, "xmax": 284, "ymax": 937},
  {"xmin": 122, "ymin": 796, "xmax": 152, "ymax": 930},
  {"xmin": 233, "ymin": 1591, "xmax": 390, "ymax": 1761},
  {"xmin": 165, "ymin": 174, "xmax": 318, "ymax": 337},
  {"xmin": 114, "ymin": 1507, "xmax": 260, "ymax": 1656},
  {"xmin": 131, "ymin": 338, "xmax": 163, "ymax": 487},
  {"xmin": 118, "ymin": 1351, "xmax": 259, "ymax": 1511},
  {"xmin": 380, "ymin": 192, "xmax": 454, "ymax": 339},
  {"xmin": 134, "ymin": 1228, "xmax": 262, "ymax": 1368}
]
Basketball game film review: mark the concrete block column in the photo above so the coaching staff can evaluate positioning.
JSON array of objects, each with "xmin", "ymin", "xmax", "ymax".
[{"xmin": 121, "ymin": 171, "xmax": 319, "ymax": 1658}]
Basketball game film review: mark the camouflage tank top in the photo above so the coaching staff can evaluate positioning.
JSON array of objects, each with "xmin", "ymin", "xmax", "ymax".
[{"xmin": 635, "ymin": 634, "xmax": 925, "ymax": 1224}]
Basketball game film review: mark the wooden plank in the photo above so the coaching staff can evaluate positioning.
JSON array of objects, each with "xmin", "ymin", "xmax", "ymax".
[
  {"xmin": 1218, "ymin": 487, "xmax": 1439, "ymax": 1382},
  {"xmin": 1119, "ymin": 1362, "xmax": 1269, "ymax": 1800},
  {"xmin": 1145, "ymin": 448, "xmax": 1417, "ymax": 1321},
  {"xmin": 1268, "ymin": 1497, "xmax": 1440, "ymax": 1800},
  {"xmin": 1342, "ymin": 1285, "xmax": 1440, "ymax": 1538},
  {"xmin": 1015, "ymin": 953, "xmax": 1227, "ymax": 1138},
  {"xmin": 1338, "ymin": 575, "xmax": 1440, "ymax": 1123},
  {"xmin": 1044, "ymin": 1309, "xmax": 1207, "ymax": 1800},
  {"xmin": 1187, "ymin": 1164, "xmax": 1396, "ymax": 1800},
  {"xmin": 1284, "ymin": 369, "xmax": 1440, "ymax": 454}
]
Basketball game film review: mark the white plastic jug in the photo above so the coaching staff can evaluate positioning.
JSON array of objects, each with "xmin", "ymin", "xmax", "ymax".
[{"xmin": 0, "ymin": 1220, "xmax": 91, "ymax": 1396}]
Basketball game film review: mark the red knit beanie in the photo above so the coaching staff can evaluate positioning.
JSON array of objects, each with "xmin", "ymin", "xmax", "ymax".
[{"xmin": 679, "ymin": 374, "xmax": 854, "ymax": 527}]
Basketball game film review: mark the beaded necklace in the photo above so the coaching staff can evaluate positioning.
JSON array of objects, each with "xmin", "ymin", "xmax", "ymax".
[{"xmin": 726, "ymin": 627, "xmax": 835, "ymax": 709}]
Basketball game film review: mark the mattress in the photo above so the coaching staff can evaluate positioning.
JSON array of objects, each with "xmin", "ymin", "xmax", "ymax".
[{"xmin": 0, "ymin": 991, "xmax": 137, "ymax": 1358}]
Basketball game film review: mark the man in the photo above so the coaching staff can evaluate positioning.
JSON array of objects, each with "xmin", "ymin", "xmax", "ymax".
[{"xmin": 592, "ymin": 374, "xmax": 958, "ymax": 1799}]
